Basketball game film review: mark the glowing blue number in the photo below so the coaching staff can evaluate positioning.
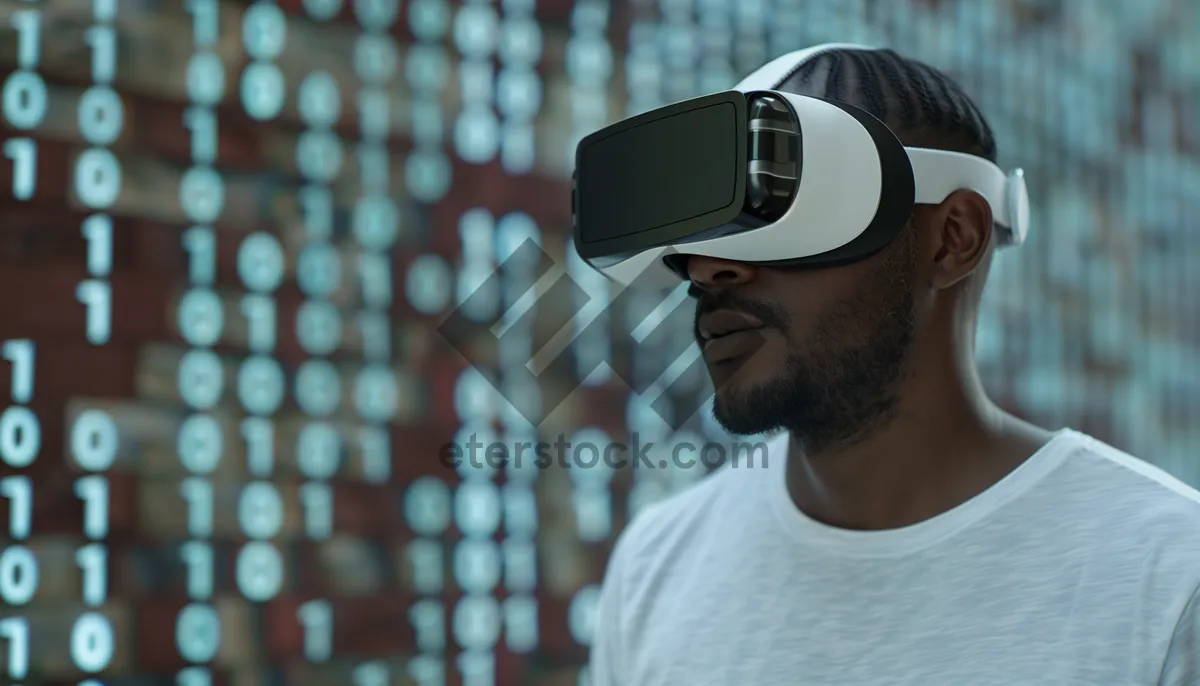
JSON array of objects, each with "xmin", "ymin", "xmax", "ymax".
[
  {"xmin": 77, "ymin": 86, "xmax": 124, "ymax": 146},
  {"xmin": 242, "ymin": 4, "xmax": 287, "ymax": 61},
  {"xmin": 177, "ymin": 349, "xmax": 224, "ymax": 410},
  {"xmin": 0, "ymin": 545, "xmax": 38, "ymax": 605},
  {"xmin": 11, "ymin": 11, "xmax": 41, "ymax": 69},
  {"xmin": 352, "ymin": 196, "xmax": 399, "ymax": 251},
  {"xmin": 295, "ymin": 361, "xmax": 341, "ymax": 417},
  {"xmin": 70, "ymin": 612, "xmax": 114, "ymax": 673},
  {"xmin": 404, "ymin": 253, "xmax": 453, "ymax": 314},
  {"xmin": 0, "ymin": 406, "xmax": 40, "ymax": 468},
  {"xmin": 237, "ymin": 233, "xmax": 285, "ymax": 293},
  {"xmin": 299, "ymin": 482, "xmax": 333, "ymax": 539},
  {"xmin": 295, "ymin": 300, "xmax": 343, "ymax": 355},
  {"xmin": 297, "ymin": 599, "xmax": 333, "ymax": 662},
  {"xmin": 503, "ymin": 596, "xmax": 538, "ymax": 653},
  {"xmin": 4, "ymin": 138, "xmax": 37, "ymax": 200},
  {"xmin": 452, "ymin": 596, "xmax": 500, "ymax": 650},
  {"xmin": 354, "ymin": 365, "xmax": 397, "ymax": 422},
  {"xmin": 298, "ymin": 185, "xmax": 333, "ymax": 239},
  {"xmin": 295, "ymin": 130, "xmax": 344, "ymax": 182},
  {"xmin": 354, "ymin": 35, "xmax": 398, "ymax": 83},
  {"xmin": 453, "ymin": 539, "xmax": 500, "ymax": 593},
  {"xmin": 453, "ymin": 482, "xmax": 501, "ymax": 536},
  {"xmin": 74, "ymin": 148, "xmax": 122, "ymax": 210},
  {"xmin": 176, "ymin": 603, "xmax": 221, "ymax": 663},
  {"xmin": 178, "ymin": 289, "xmax": 224, "ymax": 347},
  {"xmin": 2, "ymin": 71, "xmax": 47, "ymax": 130},
  {"xmin": 185, "ymin": 52, "xmax": 226, "ymax": 106},
  {"xmin": 177, "ymin": 414, "xmax": 222, "ymax": 474},
  {"xmin": 298, "ymin": 72, "xmax": 341, "ymax": 128},
  {"xmin": 235, "ymin": 541, "xmax": 283, "ymax": 602},
  {"xmin": 296, "ymin": 242, "xmax": 342, "ymax": 297},
  {"xmin": 238, "ymin": 481, "xmax": 284, "ymax": 539},
  {"xmin": 82, "ymin": 215, "xmax": 113, "ymax": 277},
  {"xmin": 240, "ymin": 62, "xmax": 286, "ymax": 121},
  {"xmin": 408, "ymin": 0, "xmax": 450, "ymax": 40},
  {"xmin": 404, "ymin": 477, "xmax": 451, "ymax": 536},
  {"xmin": 76, "ymin": 279, "xmax": 112, "ymax": 345},
  {"xmin": 179, "ymin": 167, "xmax": 226, "ymax": 224},
  {"xmin": 182, "ymin": 227, "xmax": 216, "ymax": 286},
  {"xmin": 296, "ymin": 422, "xmax": 341, "ymax": 480},
  {"xmin": 236, "ymin": 356, "xmax": 285, "ymax": 416},
  {"xmin": 84, "ymin": 26, "xmax": 117, "ymax": 83},
  {"xmin": 405, "ymin": 151, "xmax": 452, "ymax": 202},
  {"xmin": 70, "ymin": 410, "xmax": 118, "ymax": 472}
]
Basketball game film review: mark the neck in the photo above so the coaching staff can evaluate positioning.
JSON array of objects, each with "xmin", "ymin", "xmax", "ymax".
[{"xmin": 784, "ymin": 343, "xmax": 1046, "ymax": 531}]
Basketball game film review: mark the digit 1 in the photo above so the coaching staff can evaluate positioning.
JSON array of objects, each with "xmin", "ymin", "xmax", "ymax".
[
  {"xmin": 184, "ymin": 0, "xmax": 218, "ymax": 47},
  {"xmin": 298, "ymin": 482, "xmax": 332, "ymax": 540},
  {"xmin": 240, "ymin": 294, "xmax": 277, "ymax": 353},
  {"xmin": 2, "ymin": 339, "xmax": 35, "ymax": 403},
  {"xmin": 180, "ymin": 477, "xmax": 213, "ymax": 537},
  {"xmin": 358, "ymin": 253, "xmax": 392, "ymax": 308},
  {"xmin": 92, "ymin": 0, "xmax": 116, "ymax": 22},
  {"xmin": 239, "ymin": 417, "xmax": 274, "ymax": 477},
  {"xmin": 82, "ymin": 215, "xmax": 113, "ymax": 277},
  {"xmin": 10, "ymin": 10, "xmax": 41, "ymax": 69},
  {"xmin": 76, "ymin": 280, "xmax": 113, "ymax": 345},
  {"xmin": 297, "ymin": 599, "xmax": 333, "ymax": 662},
  {"xmin": 356, "ymin": 311, "xmax": 389, "ymax": 362},
  {"xmin": 180, "ymin": 541, "xmax": 214, "ymax": 600},
  {"xmin": 74, "ymin": 476, "xmax": 109, "ymax": 539},
  {"xmin": 75, "ymin": 543, "xmax": 108, "ymax": 606},
  {"xmin": 357, "ymin": 426, "xmax": 390, "ymax": 484},
  {"xmin": 83, "ymin": 25, "xmax": 117, "ymax": 83},
  {"xmin": 183, "ymin": 107, "xmax": 217, "ymax": 165},
  {"xmin": 298, "ymin": 185, "xmax": 333, "ymax": 239},
  {"xmin": 0, "ymin": 617, "xmax": 30, "ymax": 679},
  {"xmin": 3, "ymin": 139, "xmax": 37, "ymax": 200},
  {"xmin": 0, "ymin": 476, "xmax": 32, "ymax": 539},
  {"xmin": 182, "ymin": 227, "xmax": 216, "ymax": 286}
]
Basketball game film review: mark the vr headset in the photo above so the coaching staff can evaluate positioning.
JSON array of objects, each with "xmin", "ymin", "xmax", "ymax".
[{"xmin": 571, "ymin": 43, "xmax": 1030, "ymax": 290}]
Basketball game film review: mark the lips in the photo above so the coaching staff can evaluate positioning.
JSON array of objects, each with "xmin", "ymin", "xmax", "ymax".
[
  {"xmin": 698, "ymin": 309, "xmax": 766, "ymax": 364},
  {"xmin": 698, "ymin": 309, "xmax": 763, "ymax": 341},
  {"xmin": 702, "ymin": 328, "xmax": 766, "ymax": 364}
]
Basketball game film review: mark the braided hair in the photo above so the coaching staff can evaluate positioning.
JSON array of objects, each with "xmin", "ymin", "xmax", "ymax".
[{"xmin": 774, "ymin": 47, "xmax": 998, "ymax": 163}]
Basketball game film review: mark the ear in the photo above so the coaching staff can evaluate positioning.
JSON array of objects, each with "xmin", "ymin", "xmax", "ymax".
[{"xmin": 925, "ymin": 189, "xmax": 994, "ymax": 290}]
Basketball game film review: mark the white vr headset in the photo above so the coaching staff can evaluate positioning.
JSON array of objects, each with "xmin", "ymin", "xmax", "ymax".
[{"xmin": 571, "ymin": 43, "xmax": 1030, "ymax": 290}]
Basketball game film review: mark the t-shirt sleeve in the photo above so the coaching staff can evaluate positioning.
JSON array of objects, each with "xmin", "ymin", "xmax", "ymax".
[
  {"xmin": 1160, "ymin": 584, "xmax": 1200, "ymax": 685},
  {"xmin": 587, "ymin": 535, "xmax": 629, "ymax": 686}
]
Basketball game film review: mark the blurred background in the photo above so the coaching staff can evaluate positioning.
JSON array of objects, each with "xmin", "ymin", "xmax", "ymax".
[{"xmin": 0, "ymin": 0, "xmax": 1198, "ymax": 684}]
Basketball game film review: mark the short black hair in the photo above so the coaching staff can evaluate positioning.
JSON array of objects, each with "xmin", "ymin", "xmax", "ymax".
[{"xmin": 773, "ymin": 47, "xmax": 997, "ymax": 163}]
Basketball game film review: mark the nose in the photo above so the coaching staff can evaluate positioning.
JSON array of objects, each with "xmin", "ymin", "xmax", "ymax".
[{"xmin": 686, "ymin": 255, "xmax": 756, "ymax": 288}]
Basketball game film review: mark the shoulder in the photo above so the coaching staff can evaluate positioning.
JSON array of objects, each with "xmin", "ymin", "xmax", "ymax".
[
  {"xmin": 1041, "ymin": 430, "xmax": 1200, "ymax": 588},
  {"xmin": 1050, "ymin": 430, "xmax": 1200, "ymax": 526}
]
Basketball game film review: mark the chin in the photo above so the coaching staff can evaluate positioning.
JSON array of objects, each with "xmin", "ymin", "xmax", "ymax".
[{"xmin": 711, "ymin": 396, "xmax": 777, "ymax": 437}]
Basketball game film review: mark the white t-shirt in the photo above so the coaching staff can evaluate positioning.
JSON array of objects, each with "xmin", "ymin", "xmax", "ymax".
[{"xmin": 588, "ymin": 429, "xmax": 1200, "ymax": 685}]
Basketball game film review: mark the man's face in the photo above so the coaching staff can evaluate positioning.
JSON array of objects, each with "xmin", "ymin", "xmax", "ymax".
[{"xmin": 690, "ymin": 226, "xmax": 920, "ymax": 452}]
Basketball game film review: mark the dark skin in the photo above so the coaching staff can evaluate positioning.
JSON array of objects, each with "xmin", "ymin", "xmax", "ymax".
[{"xmin": 687, "ymin": 189, "xmax": 1054, "ymax": 531}]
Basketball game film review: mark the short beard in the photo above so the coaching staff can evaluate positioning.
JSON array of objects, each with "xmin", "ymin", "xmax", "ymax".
[{"xmin": 713, "ymin": 231, "xmax": 919, "ymax": 454}]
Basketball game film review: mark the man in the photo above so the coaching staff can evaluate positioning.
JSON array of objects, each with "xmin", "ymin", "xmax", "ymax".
[{"xmin": 586, "ymin": 46, "xmax": 1200, "ymax": 684}]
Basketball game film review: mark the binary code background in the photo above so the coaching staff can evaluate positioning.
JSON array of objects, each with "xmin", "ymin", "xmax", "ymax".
[{"xmin": 0, "ymin": 0, "xmax": 1198, "ymax": 684}]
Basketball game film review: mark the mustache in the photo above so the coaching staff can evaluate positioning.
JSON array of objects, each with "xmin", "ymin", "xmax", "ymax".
[{"xmin": 690, "ymin": 285, "xmax": 790, "ymax": 337}]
